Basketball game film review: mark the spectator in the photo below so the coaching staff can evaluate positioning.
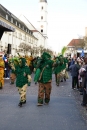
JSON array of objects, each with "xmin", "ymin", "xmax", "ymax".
[
  {"xmin": 70, "ymin": 58, "xmax": 75, "ymax": 65},
  {"xmin": 80, "ymin": 57, "xmax": 87, "ymax": 106},
  {"xmin": 69, "ymin": 60, "xmax": 80, "ymax": 90},
  {"xmin": 3, "ymin": 54, "xmax": 9, "ymax": 79}
]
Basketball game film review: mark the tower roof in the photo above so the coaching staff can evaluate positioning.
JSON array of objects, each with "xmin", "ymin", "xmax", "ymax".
[{"xmin": 40, "ymin": 0, "xmax": 47, "ymax": 3}]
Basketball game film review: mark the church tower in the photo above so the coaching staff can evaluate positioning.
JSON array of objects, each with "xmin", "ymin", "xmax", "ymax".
[{"xmin": 37, "ymin": 0, "xmax": 48, "ymax": 45}]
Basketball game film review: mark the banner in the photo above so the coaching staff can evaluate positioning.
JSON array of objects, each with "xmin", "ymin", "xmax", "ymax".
[{"xmin": 0, "ymin": 20, "xmax": 15, "ymax": 32}]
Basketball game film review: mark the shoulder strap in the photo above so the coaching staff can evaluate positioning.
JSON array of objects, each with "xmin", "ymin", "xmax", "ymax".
[{"xmin": 39, "ymin": 65, "xmax": 48, "ymax": 80}]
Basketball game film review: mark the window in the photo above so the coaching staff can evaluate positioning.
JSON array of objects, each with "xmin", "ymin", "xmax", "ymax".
[
  {"xmin": 41, "ymin": 25, "xmax": 43, "ymax": 28},
  {"xmin": 41, "ymin": 16, "xmax": 43, "ymax": 20},
  {"xmin": 41, "ymin": 29, "xmax": 43, "ymax": 33},
  {"xmin": 16, "ymin": 21, "xmax": 17, "ymax": 26},
  {"xmin": 11, "ymin": 18, "xmax": 13, "ymax": 23},
  {"xmin": 19, "ymin": 24, "xmax": 20, "ymax": 28},
  {"xmin": 28, "ymin": 37, "xmax": 30, "ymax": 42},
  {"xmin": 30, "ymin": 38, "xmax": 31, "ymax": 42},
  {"xmin": 25, "ymin": 36, "xmax": 27, "ymax": 42},
  {"xmin": 41, "ymin": 6, "xmax": 43, "ymax": 10},
  {"xmin": 6, "ymin": 15, "xmax": 8, "ymax": 20},
  {"xmin": 14, "ymin": 32, "xmax": 17, "ymax": 37}
]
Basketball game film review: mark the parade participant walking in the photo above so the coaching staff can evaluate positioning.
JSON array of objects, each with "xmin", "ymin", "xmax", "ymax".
[
  {"xmin": 11, "ymin": 56, "xmax": 32, "ymax": 107},
  {"xmin": 8, "ymin": 56, "xmax": 20, "ymax": 84},
  {"xmin": 0, "ymin": 55, "xmax": 4, "ymax": 89},
  {"xmin": 34, "ymin": 52, "xmax": 54, "ymax": 106},
  {"xmin": 53, "ymin": 56, "xmax": 61, "ymax": 86}
]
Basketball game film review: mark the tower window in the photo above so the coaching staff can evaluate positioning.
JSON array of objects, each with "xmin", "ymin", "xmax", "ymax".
[
  {"xmin": 41, "ymin": 6, "xmax": 43, "ymax": 10},
  {"xmin": 41, "ymin": 16, "xmax": 43, "ymax": 20},
  {"xmin": 41, "ymin": 29, "xmax": 43, "ymax": 33},
  {"xmin": 41, "ymin": 25, "xmax": 43, "ymax": 28}
]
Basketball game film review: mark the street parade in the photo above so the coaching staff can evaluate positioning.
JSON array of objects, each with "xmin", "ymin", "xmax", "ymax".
[
  {"xmin": 0, "ymin": 0, "xmax": 87, "ymax": 130},
  {"xmin": 0, "ymin": 52, "xmax": 69, "ymax": 106}
]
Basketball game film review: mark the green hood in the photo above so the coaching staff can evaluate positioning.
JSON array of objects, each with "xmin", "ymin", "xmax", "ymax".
[
  {"xmin": 19, "ymin": 58, "xmax": 26, "ymax": 67},
  {"xmin": 41, "ymin": 52, "xmax": 51, "ymax": 60}
]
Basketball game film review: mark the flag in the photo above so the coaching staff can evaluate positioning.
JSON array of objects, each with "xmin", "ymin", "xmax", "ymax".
[{"xmin": 80, "ymin": 49, "xmax": 84, "ymax": 57}]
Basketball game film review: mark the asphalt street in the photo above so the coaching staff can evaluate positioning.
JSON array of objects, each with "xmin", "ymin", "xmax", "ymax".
[{"xmin": 0, "ymin": 73, "xmax": 87, "ymax": 130}]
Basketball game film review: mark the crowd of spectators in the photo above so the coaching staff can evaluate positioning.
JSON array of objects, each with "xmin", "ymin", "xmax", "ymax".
[{"xmin": 68, "ymin": 57, "xmax": 87, "ymax": 110}]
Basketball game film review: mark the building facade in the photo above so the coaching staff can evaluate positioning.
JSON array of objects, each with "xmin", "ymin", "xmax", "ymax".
[
  {"xmin": 66, "ymin": 39, "xmax": 87, "ymax": 58},
  {"xmin": 0, "ymin": 4, "xmax": 38, "ymax": 56}
]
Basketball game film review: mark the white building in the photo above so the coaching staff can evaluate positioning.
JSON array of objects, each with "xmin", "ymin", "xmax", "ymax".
[
  {"xmin": 0, "ymin": 0, "xmax": 49, "ymax": 57},
  {"xmin": 0, "ymin": 4, "xmax": 38, "ymax": 56},
  {"xmin": 19, "ymin": 14, "xmax": 46, "ymax": 49}
]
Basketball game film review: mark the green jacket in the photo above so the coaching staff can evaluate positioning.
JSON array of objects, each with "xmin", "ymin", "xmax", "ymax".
[
  {"xmin": 12, "ymin": 58, "xmax": 31, "ymax": 88},
  {"xmin": 34, "ymin": 58, "xmax": 54, "ymax": 83},
  {"xmin": 39, "ymin": 60, "xmax": 54, "ymax": 83}
]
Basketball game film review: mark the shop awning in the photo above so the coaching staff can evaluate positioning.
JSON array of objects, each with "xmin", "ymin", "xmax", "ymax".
[
  {"xmin": 0, "ymin": 20, "xmax": 15, "ymax": 39},
  {"xmin": 0, "ymin": 20, "xmax": 15, "ymax": 31}
]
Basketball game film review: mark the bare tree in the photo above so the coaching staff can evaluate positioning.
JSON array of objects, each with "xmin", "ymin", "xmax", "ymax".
[
  {"xmin": 18, "ymin": 43, "xmax": 31, "ymax": 54},
  {"xmin": 78, "ymin": 38, "xmax": 85, "ymax": 49},
  {"xmin": 83, "ymin": 36, "xmax": 87, "ymax": 49}
]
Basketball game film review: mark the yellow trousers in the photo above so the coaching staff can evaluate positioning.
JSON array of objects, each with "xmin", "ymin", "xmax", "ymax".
[
  {"xmin": 18, "ymin": 84, "xmax": 27, "ymax": 102},
  {"xmin": 0, "ymin": 68, "xmax": 4, "ymax": 87}
]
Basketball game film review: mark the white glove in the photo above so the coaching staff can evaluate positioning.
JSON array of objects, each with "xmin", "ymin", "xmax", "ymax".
[{"xmin": 28, "ymin": 75, "xmax": 32, "ymax": 82}]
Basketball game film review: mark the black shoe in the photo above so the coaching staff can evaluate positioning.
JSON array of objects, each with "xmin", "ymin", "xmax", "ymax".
[
  {"xmin": 10, "ymin": 82, "xmax": 14, "ymax": 85},
  {"xmin": 64, "ymin": 78, "xmax": 66, "ymax": 81},
  {"xmin": 80, "ymin": 92, "xmax": 83, "ymax": 95},
  {"xmin": 22, "ymin": 100, "xmax": 26, "ymax": 104},
  {"xmin": 0, "ymin": 83, "xmax": 2, "ymax": 89},
  {"xmin": 61, "ymin": 80, "xmax": 63, "ymax": 82},
  {"xmin": 18, "ymin": 102, "xmax": 22, "ymax": 107},
  {"xmin": 79, "ymin": 88, "xmax": 83, "ymax": 92},
  {"xmin": 56, "ymin": 83, "xmax": 59, "ymax": 86},
  {"xmin": 81, "ymin": 103, "xmax": 86, "ymax": 106},
  {"xmin": 44, "ymin": 102, "xmax": 49, "ymax": 105},
  {"xmin": 72, "ymin": 87, "xmax": 75, "ymax": 89}
]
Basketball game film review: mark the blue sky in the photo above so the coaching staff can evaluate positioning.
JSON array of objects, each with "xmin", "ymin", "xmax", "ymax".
[{"xmin": 1, "ymin": 0, "xmax": 87, "ymax": 53}]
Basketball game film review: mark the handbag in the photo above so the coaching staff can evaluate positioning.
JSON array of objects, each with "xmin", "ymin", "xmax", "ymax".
[{"xmin": 80, "ymin": 71, "xmax": 86, "ymax": 77}]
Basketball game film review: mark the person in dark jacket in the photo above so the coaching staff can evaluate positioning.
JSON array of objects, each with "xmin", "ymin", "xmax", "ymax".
[
  {"xmin": 80, "ymin": 57, "xmax": 87, "ymax": 107},
  {"xmin": 3, "ymin": 54, "xmax": 9, "ymax": 79},
  {"xmin": 69, "ymin": 60, "xmax": 80, "ymax": 89},
  {"xmin": 70, "ymin": 58, "xmax": 75, "ymax": 65}
]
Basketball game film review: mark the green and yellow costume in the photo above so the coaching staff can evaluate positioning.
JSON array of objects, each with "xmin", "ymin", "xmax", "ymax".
[
  {"xmin": 8, "ymin": 57, "xmax": 19, "ymax": 84},
  {"xmin": 34, "ymin": 52, "xmax": 54, "ymax": 105},
  {"xmin": 0, "ymin": 55, "xmax": 4, "ymax": 89},
  {"xmin": 11, "ymin": 57, "xmax": 31, "ymax": 107}
]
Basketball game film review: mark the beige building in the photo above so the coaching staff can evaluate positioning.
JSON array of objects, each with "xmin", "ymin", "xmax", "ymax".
[
  {"xmin": 0, "ymin": 4, "xmax": 38, "ymax": 56},
  {"xmin": 66, "ymin": 39, "xmax": 87, "ymax": 58}
]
